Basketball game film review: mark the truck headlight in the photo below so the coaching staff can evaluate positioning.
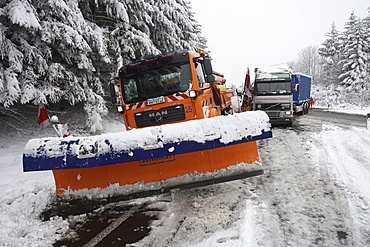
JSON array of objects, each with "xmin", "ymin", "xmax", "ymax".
[
  {"xmin": 285, "ymin": 111, "xmax": 292, "ymax": 115},
  {"xmin": 189, "ymin": 90, "xmax": 197, "ymax": 98},
  {"xmin": 116, "ymin": 105, "xmax": 124, "ymax": 113}
]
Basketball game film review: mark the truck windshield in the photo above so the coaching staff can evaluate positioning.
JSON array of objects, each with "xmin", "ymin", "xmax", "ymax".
[
  {"xmin": 254, "ymin": 81, "xmax": 292, "ymax": 95},
  {"xmin": 121, "ymin": 64, "xmax": 192, "ymax": 104}
]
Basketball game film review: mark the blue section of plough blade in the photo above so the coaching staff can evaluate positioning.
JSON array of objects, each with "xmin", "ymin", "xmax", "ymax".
[{"xmin": 23, "ymin": 130, "xmax": 272, "ymax": 172}]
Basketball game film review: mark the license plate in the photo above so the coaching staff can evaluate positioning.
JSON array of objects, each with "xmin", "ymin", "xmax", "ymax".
[{"xmin": 146, "ymin": 96, "xmax": 165, "ymax": 106}]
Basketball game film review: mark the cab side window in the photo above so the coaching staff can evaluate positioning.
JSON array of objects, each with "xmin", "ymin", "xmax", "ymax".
[{"xmin": 195, "ymin": 63, "xmax": 206, "ymax": 88}]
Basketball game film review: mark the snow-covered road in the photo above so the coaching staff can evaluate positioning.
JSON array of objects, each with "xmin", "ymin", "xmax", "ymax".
[
  {"xmin": 1, "ymin": 109, "xmax": 370, "ymax": 246},
  {"xmin": 133, "ymin": 111, "xmax": 370, "ymax": 246},
  {"xmin": 249, "ymin": 126, "xmax": 355, "ymax": 246}
]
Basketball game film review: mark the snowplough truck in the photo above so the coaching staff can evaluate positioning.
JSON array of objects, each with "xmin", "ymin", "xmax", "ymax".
[{"xmin": 23, "ymin": 50, "xmax": 272, "ymax": 197}]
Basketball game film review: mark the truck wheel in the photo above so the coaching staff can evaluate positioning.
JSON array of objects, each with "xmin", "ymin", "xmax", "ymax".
[
  {"xmin": 221, "ymin": 107, "xmax": 233, "ymax": 115},
  {"xmin": 302, "ymin": 103, "xmax": 306, "ymax": 114},
  {"xmin": 304, "ymin": 103, "xmax": 309, "ymax": 114}
]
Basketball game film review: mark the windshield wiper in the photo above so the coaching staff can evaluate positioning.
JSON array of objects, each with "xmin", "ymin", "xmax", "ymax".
[
  {"xmin": 256, "ymin": 91, "xmax": 267, "ymax": 95},
  {"xmin": 265, "ymin": 103, "xmax": 281, "ymax": 110}
]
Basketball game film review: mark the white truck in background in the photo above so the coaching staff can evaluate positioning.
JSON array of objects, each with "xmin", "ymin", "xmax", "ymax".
[{"xmin": 252, "ymin": 67, "xmax": 312, "ymax": 126}]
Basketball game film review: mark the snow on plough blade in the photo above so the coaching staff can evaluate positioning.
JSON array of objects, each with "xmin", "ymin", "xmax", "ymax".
[{"xmin": 23, "ymin": 111, "xmax": 271, "ymax": 196}]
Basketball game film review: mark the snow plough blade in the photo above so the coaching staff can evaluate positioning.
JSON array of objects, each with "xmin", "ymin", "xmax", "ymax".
[{"xmin": 23, "ymin": 111, "xmax": 272, "ymax": 196}]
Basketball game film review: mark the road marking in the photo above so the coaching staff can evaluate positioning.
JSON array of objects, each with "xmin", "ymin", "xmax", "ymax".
[{"xmin": 83, "ymin": 204, "xmax": 142, "ymax": 247}]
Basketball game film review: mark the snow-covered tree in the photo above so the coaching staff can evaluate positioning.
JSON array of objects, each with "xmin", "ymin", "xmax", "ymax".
[
  {"xmin": 318, "ymin": 23, "xmax": 342, "ymax": 86},
  {"xmin": 363, "ymin": 7, "xmax": 370, "ymax": 79},
  {"xmin": 149, "ymin": 0, "xmax": 206, "ymax": 52},
  {"xmin": 289, "ymin": 8, "xmax": 370, "ymax": 109},
  {"xmin": 338, "ymin": 12, "xmax": 369, "ymax": 90},
  {"xmin": 289, "ymin": 45, "xmax": 323, "ymax": 83},
  {"xmin": 0, "ymin": 0, "xmax": 206, "ymax": 132},
  {"xmin": 314, "ymin": 11, "xmax": 370, "ymax": 108}
]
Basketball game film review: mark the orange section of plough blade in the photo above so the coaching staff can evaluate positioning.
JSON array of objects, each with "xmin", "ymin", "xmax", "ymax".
[
  {"xmin": 53, "ymin": 166, "xmax": 109, "ymax": 194},
  {"xmin": 209, "ymin": 141, "xmax": 259, "ymax": 171},
  {"xmin": 156, "ymin": 150, "xmax": 211, "ymax": 180},
  {"xmin": 52, "ymin": 140, "xmax": 260, "ymax": 195}
]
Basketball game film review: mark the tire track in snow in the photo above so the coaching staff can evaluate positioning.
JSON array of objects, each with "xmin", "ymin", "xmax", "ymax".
[
  {"xmin": 133, "ymin": 182, "xmax": 253, "ymax": 246},
  {"xmin": 312, "ymin": 126, "xmax": 370, "ymax": 246},
  {"xmin": 249, "ymin": 127, "xmax": 355, "ymax": 246}
]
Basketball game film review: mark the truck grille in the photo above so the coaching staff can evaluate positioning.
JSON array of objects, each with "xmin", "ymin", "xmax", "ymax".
[
  {"xmin": 134, "ymin": 104, "xmax": 186, "ymax": 128},
  {"xmin": 266, "ymin": 112, "xmax": 280, "ymax": 118},
  {"xmin": 258, "ymin": 103, "xmax": 287, "ymax": 110}
]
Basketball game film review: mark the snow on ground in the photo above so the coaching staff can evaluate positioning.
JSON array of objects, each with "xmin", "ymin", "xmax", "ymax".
[
  {"xmin": 311, "ymin": 83, "xmax": 370, "ymax": 117},
  {"xmin": 0, "ymin": 136, "xmax": 66, "ymax": 246},
  {"xmin": 127, "ymin": 110, "xmax": 370, "ymax": 246},
  {"xmin": 1, "ymin": 108, "xmax": 370, "ymax": 246},
  {"xmin": 315, "ymin": 105, "xmax": 370, "ymax": 117},
  {"xmin": 311, "ymin": 125, "xmax": 370, "ymax": 245}
]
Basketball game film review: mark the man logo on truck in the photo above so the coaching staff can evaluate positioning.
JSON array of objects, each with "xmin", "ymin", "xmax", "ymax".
[{"xmin": 149, "ymin": 110, "xmax": 168, "ymax": 118}]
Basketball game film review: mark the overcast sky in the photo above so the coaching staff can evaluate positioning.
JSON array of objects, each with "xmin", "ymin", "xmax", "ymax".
[{"xmin": 189, "ymin": 0, "xmax": 369, "ymax": 86}]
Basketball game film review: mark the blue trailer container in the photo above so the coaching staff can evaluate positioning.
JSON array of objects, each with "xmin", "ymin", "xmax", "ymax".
[{"xmin": 291, "ymin": 73, "xmax": 312, "ymax": 114}]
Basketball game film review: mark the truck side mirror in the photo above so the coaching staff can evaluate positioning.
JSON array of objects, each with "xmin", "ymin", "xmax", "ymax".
[
  {"xmin": 203, "ymin": 57, "xmax": 213, "ymax": 76},
  {"xmin": 294, "ymin": 84, "xmax": 299, "ymax": 92}
]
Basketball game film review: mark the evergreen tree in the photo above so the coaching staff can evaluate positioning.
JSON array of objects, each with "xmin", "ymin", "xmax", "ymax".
[
  {"xmin": 0, "ymin": 0, "xmax": 206, "ymax": 132},
  {"xmin": 338, "ymin": 12, "xmax": 368, "ymax": 91},
  {"xmin": 363, "ymin": 7, "xmax": 370, "ymax": 81},
  {"xmin": 149, "ymin": 0, "xmax": 206, "ymax": 52},
  {"xmin": 318, "ymin": 22, "xmax": 342, "ymax": 85}
]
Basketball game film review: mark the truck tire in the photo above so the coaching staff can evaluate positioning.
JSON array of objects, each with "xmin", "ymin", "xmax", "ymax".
[
  {"xmin": 221, "ymin": 107, "xmax": 233, "ymax": 115},
  {"xmin": 304, "ymin": 103, "xmax": 309, "ymax": 114}
]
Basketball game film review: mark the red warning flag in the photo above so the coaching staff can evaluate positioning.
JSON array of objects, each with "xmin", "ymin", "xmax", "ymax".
[
  {"xmin": 243, "ymin": 68, "xmax": 252, "ymax": 98},
  {"xmin": 37, "ymin": 103, "xmax": 51, "ymax": 130}
]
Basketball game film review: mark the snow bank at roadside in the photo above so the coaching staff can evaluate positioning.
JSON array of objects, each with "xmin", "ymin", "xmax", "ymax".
[
  {"xmin": 311, "ymin": 84, "xmax": 370, "ymax": 113},
  {"xmin": 323, "ymin": 107, "xmax": 370, "ymax": 116},
  {"xmin": 0, "ymin": 141, "xmax": 68, "ymax": 246}
]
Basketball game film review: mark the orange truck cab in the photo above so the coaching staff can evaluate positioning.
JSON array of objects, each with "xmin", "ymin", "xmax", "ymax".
[{"xmin": 113, "ymin": 50, "xmax": 234, "ymax": 130}]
